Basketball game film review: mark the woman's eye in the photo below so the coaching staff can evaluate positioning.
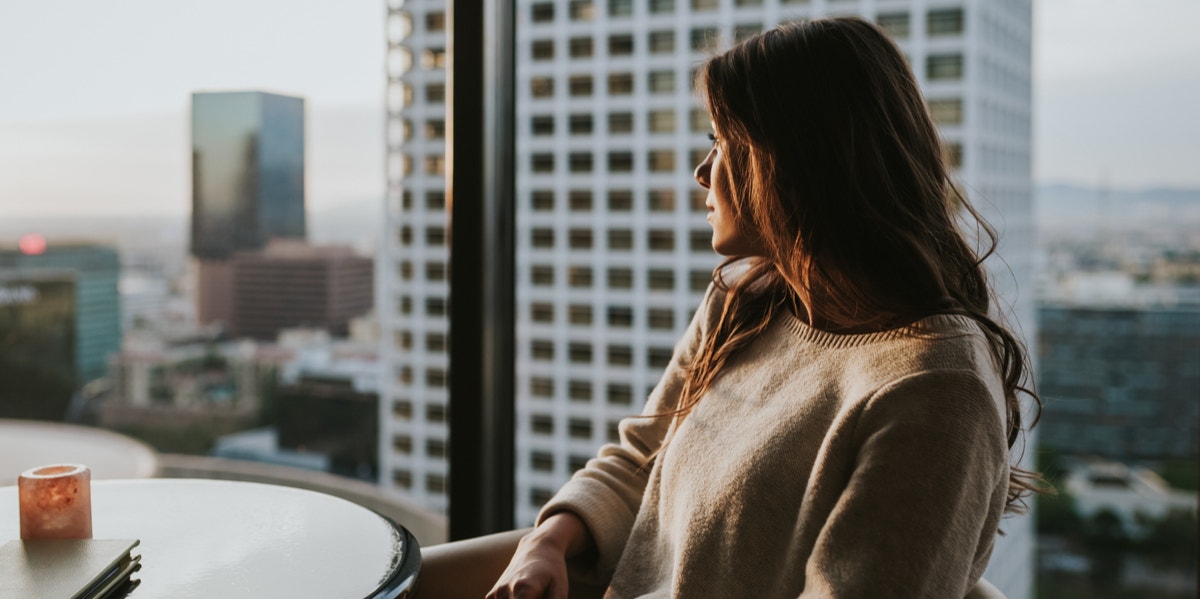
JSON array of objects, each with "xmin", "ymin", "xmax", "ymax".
[{"xmin": 707, "ymin": 132, "xmax": 718, "ymax": 145}]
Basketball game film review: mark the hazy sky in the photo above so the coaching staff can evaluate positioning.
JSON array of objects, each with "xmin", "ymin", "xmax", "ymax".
[{"xmin": 0, "ymin": 0, "xmax": 1197, "ymax": 219}]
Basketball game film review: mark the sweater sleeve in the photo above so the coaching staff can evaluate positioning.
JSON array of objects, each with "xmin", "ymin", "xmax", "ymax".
[
  {"xmin": 800, "ymin": 369, "xmax": 1010, "ymax": 599},
  {"xmin": 535, "ymin": 283, "xmax": 716, "ymax": 581}
]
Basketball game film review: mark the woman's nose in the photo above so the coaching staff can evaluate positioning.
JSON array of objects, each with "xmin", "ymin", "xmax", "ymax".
[{"xmin": 694, "ymin": 149, "xmax": 713, "ymax": 188}]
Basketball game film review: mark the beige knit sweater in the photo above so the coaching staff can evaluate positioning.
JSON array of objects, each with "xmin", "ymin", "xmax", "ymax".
[{"xmin": 538, "ymin": 284, "xmax": 1011, "ymax": 598}]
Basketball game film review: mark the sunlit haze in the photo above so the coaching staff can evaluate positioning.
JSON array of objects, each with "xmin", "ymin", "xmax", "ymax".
[{"xmin": 0, "ymin": 0, "xmax": 1197, "ymax": 220}]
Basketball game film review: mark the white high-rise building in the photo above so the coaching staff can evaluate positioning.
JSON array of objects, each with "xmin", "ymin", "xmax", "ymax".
[{"xmin": 380, "ymin": 1, "xmax": 1033, "ymax": 596}]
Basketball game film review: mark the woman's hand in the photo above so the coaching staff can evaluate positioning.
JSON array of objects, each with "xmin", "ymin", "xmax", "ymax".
[{"xmin": 487, "ymin": 512, "xmax": 593, "ymax": 599}]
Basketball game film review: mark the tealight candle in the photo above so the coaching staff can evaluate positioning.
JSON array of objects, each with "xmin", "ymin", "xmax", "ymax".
[{"xmin": 18, "ymin": 464, "xmax": 93, "ymax": 540}]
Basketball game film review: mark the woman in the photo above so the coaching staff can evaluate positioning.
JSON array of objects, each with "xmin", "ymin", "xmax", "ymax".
[{"xmin": 487, "ymin": 16, "xmax": 1041, "ymax": 599}]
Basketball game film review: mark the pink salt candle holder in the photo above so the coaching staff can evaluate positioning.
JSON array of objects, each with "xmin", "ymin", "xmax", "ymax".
[{"xmin": 18, "ymin": 464, "xmax": 93, "ymax": 540}]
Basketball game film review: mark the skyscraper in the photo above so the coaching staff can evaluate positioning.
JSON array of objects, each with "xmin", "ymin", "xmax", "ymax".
[
  {"xmin": 381, "ymin": 1, "xmax": 1033, "ymax": 595},
  {"xmin": 191, "ymin": 91, "xmax": 306, "ymax": 326}
]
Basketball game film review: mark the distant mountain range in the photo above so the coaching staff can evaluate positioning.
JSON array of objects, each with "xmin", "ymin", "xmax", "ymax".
[
  {"xmin": 3, "ymin": 184, "xmax": 1196, "ymax": 250},
  {"xmin": 1035, "ymin": 183, "xmax": 1200, "ymax": 234}
]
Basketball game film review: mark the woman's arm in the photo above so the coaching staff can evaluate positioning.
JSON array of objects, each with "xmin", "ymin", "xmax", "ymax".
[{"xmin": 486, "ymin": 512, "xmax": 594, "ymax": 599}]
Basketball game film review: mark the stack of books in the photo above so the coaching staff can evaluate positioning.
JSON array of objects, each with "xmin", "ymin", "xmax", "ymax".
[{"xmin": 0, "ymin": 538, "xmax": 141, "ymax": 598}]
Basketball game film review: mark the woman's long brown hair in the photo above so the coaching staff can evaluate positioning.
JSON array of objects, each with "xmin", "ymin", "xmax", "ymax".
[{"xmin": 659, "ymin": 17, "xmax": 1045, "ymax": 515}]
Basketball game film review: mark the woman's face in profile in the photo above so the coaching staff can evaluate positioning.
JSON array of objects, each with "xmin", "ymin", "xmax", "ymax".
[{"xmin": 694, "ymin": 127, "xmax": 765, "ymax": 257}]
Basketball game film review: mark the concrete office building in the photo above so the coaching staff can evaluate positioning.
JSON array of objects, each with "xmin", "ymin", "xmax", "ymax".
[
  {"xmin": 381, "ymin": 1, "xmax": 1033, "ymax": 595},
  {"xmin": 228, "ymin": 241, "xmax": 374, "ymax": 341},
  {"xmin": 191, "ymin": 91, "xmax": 307, "ymax": 327}
]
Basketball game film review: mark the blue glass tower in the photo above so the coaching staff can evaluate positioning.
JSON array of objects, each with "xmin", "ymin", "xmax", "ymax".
[
  {"xmin": 0, "ymin": 243, "xmax": 120, "ymax": 384},
  {"xmin": 191, "ymin": 91, "xmax": 306, "ymax": 260}
]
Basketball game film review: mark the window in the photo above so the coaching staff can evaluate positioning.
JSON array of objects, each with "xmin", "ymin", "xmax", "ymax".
[
  {"xmin": 530, "ymin": 76, "xmax": 555, "ymax": 98},
  {"xmin": 569, "ymin": 229, "xmax": 593, "ymax": 250},
  {"xmin": 427, "ymin": 403, "xmax": 447, "ymax": 423},
  {"xmin": 531, "ymin": 378, "xmax": 555, "ymax": 398},
  {"xmin": 424, "ymin": 155, "xmax": 445, "ymax": 175},
  {"xmin": 569, "ymin": 114, "xmax": 594, "ymax": 135},
  {"xmin": 427, "ymin": 226, "xmax": 446, "ymax": 245},
  {"xmin": 532, "ymin": 115, "xmax": 554, "ymax": 136},
  {"xmin": 569, "ymin": 0, "xmax": 594, "ymax": 21},
  {"xmin": 927, "ymin": 8, "xmax": 964, "ymax": 36},
  {"xmin": 399, "ymin": 226, "xmax": 412, "ymax": 246},
  {"xmin": 427, "ymin": 368, "xmax": 448, "ymax": 388},
  {"xmin": 531, "ymin": 3, "xmax": 554, "ymax": 22},
  {"xmin": 399, "ymin": 296, "xmax": 412, "ymax": 314},
  {"xmin": 400, "ymin": 261, "xmax": 413, "ymax": 281},
  {"xmin": 606, "ymin": 421, "xmax": 621, "ymax": 443},
  {"xmin": 608, "ymin": 112, "xmax": 634, "ymax": 134},
  {"xmin": 649, "ymin": 268, "xmax": 675, "ymax": 290},
  {"xmin": 393, "ymin": 400, "xmax": 413, "ymax": 419},
  {"xmin": 569, "ymin": 152, "xmax": 593, "ymax": 173},
  {"xmin": 422, "ymin": 47, "xmax": 448, "ymax": 69},
  {"xmin": 690, "ymin": 108, "xmax": 711, "ymax": 132},
  {"xmin": 607, "ymin": 384, "xmax": 633, "ymax": 405},
  {"xmin": 649, "ymin": 31, "xmax": 675, "ymax": 54},
  {"xmin": 532, "ymin": 339, "xmax": 555, "ymax": 360},
  {"xmin": 531, "ymin": 451, "xmax": 555, "ymax": 472},
  {"xmin": 393, "ymin": 469, "xmax": 412, "ymax": 488},
  {"xmin": 927, "ymin": 54, "xmax": 964, "ymax": 80},
  {"xmin": 734, "ymin": 24, "xmax": 761, "ymax": 43},
  {"xmin": 609, "ymin": 34, "xmax": 634, "ymax": 56},
  {"xmin": 427, "ymin": 474, "xmax": 447, "ymax": 494},
  {"xmin": 569, "ymin": 37, "xmax": 594, "ymax": 58},
  {"xmin": 569, "ymin": 343, "xmax": 593, "ymax": 364},
  {"xmin": 568, "ymin": 267, "xmax": 592, "ymax": 288},
  {"xmin": 424, "ymin": 119, "xmax": 445, "ymax": 139},
  {"xmin": 608, "ymin": 229, "xmax": 633, "ymax": 250},
  {"xmin": 648, "ymin": 110, "xmax": 675, "ymax": 133},
  {"xmin": 531, "ymin": 413, "xmax": 555, "ymax": 433},
  {"xmin": 648, "ymin": 347, "xmax": 673, "ymax": 369},
  {"xmin": 426, "ymin": 262, "xmax": 446, "ymax": 281},
  {"xmin": 426, "ymin": 191, "xmax": 445, "ymax": 210},
  {"xmin": 929, "ymin": 98, "xmax": 963, "ymax": 125},
  {"xmin": 569, "ymin": 418, "xmax": 593, "ymax": 439},
  {"xmin": 425, "ymin": 12, "xmax": 446, "ymax": 32},
  {"xmin": 531, "ymin": 265, "xmax": 554, "ymax": 286},
  {"xmin": 569, "ymin": 75, "xmax": 594, "ymax": 96},
  {"xmin": 532, "ymin": 153, "xmax": 555, "ymax": 173},
  {"xmin": 648, "ymin": 229, "xmax": 674, "ymax": 251},
  {"xmin": 648, "ymin": 308, "xmax": 674, "ymax": 329},
  {"xmin": 569, "ymin": 380, "xmax": 592, "ymax": 401},
  {"xmin": 689, "ymin": 148, "xmax": 709, "ymax": 168},
  {"xmin": 735, "ymin": 0, "xmax": 762, "ymax": 5},
  {"xmin": 426, "ymin": 333, "xmax": 447, "ymax": 352},
  {"xmin": 608, "ymin": 268, "xmax": 634, "ymax": 289},
  {"xmin": 648, "ymin": 71, "xmax": 675, "ymax": 94},
  {"xmin": 531, "ymin": 302, "xmax": 554, "ymax": 323},
  {"xmin": 425, "ymin": 83, "xmax": 445, "ymax": 104},
  {"xmin": 530, "ymin": 488, "xmax": 555, "ymax": 506},
  {"xmin": 608, "ymin": 151, "xmax": 634, "ymax": 173},
  {"xmin": 427, "ymin": 297, "xmax": 447, "ymax": 316},
  {"xmin": 691, "ymin": 229, "xmax": 712, "ymax": 251},
  {"xmin": 608, "ymin": 190, "xmax": 633, "ymax": 211},
  {"xmin": 877, "ymin": 13, "xmax": 910, "ymax": 39},
  {"xmin": 648, "ymin": 149, "xmax": 675, "ymax": 172},
  {"xmin": 649, "ymin": 0, "xmax": 674, "ymax": 13},
  {"xmin": 569, "ymin": 304, "xmax": 593, "ymax": 325},
  {"xmin": 691, "ymin": 27, "xmax": 718, "ymax": 52},
  {"xmin": 608, "ymin": 0, "xmax": 633, "ymax": 17},
  {"xmin": 569, "ymin": 190, "xmax": 593, "ymax": 211},
  {"xmin": 607, "ymin": 345, "xmax": 633, "ymax": 365},
  {"xmin": 569, "ymin": 455, "xmax": 590, "ymax": 471},
  {"xmin": 427, "ymin": 438, "xmax": 447, "ymax": 458},
  {"xmin": 527, "ymin": 191, "xmax": 553, "ymax": 212},
  {"xmin": 608, "ymin": 306, "xmax": 634, "ymax": 327},
  {"xmin": 532, "ymin": 40, "xmax": 554, "ymax": 61},
  {"xmin": 531, "ymin": 228, "xmax": 555, "ymax": 248},
  {"xmin": 692, "ymin": 0, "xmax": 718, "ymax": 10},
  {"xmin": 608, "ymin": 73, "xmax": 634, "ymax": 95},
  {"xmin": 649, "ymin": 189, "xmax": 675, "ymax": 211}
]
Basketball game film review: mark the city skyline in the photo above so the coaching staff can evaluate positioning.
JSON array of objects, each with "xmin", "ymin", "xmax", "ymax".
[{"xmin": 1, "ymin": 0, "xmax": 1198, "ymax": 221}]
